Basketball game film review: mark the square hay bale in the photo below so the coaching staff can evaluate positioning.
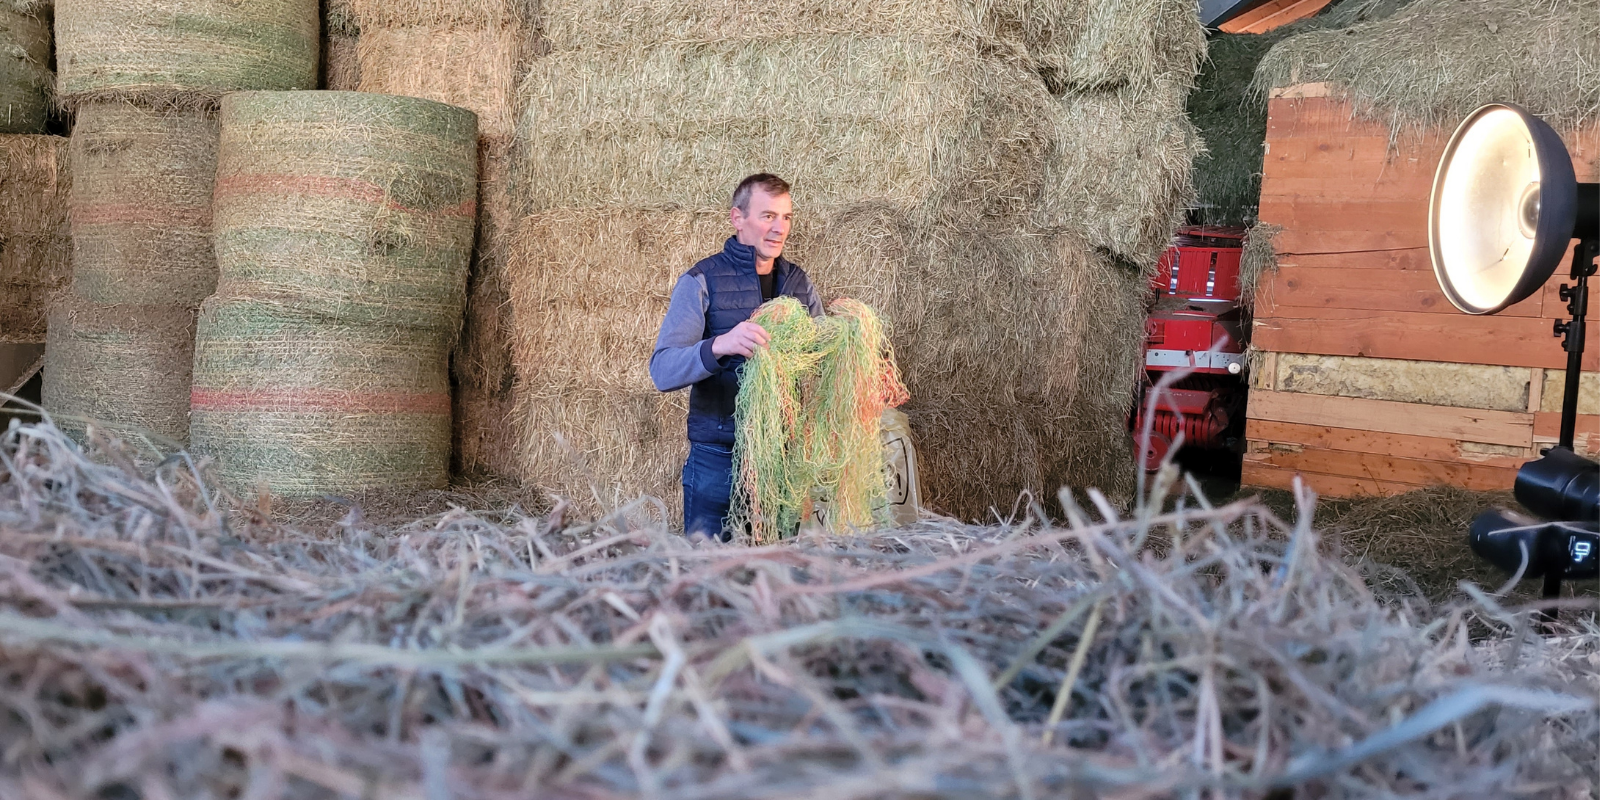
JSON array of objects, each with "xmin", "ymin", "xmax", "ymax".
[
  {"xmin": 1034, "ymin": 79, "xmax": 1201, "ymax": 266},
  {"xmin": 355, "ymin": 24, "xmax": 530, "ymax": 140},
  {"xmin": 506, "ymin": 208, "xmax": 1142, "ymax": 520},
  {"xmin": 0, "ymin": 133, "xmax": 69, "ymax": 235},
  {"xmin": 0, "ymin": 234, "xmax": 69, "ymax": 342},
  {"xmin": 452, "ymin": 379, "xmax": 519, "ymax": 479},
  {"xmin": 0, "ymin": 134, "xmax": 69, "ymax": 343},
  {"xmin": 536, "ymin": 0, "xmax": 1204, "ymax": 93},
  {"xmin": 347, "ymin": 0, "xmax": 532, "ymax": 29},
  {"xmin": 514, "ymin": 38, "xmax": 1058, "ymax": 223}
]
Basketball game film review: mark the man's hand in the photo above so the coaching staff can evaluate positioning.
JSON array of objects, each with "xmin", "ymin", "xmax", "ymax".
[{"xmin": 711, "ymin": 321, "xmax": 770, "ymax": 358}]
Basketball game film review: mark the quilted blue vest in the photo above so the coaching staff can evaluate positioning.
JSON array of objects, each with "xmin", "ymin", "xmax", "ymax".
[{"xmin": 686, "ymin": 236, "xmax": 815, "ymax": 445}]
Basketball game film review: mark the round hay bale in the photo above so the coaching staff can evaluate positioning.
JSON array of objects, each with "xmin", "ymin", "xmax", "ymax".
[
  {"xmin": 0, "ymin": 6, "xmax": 51, "ymax": 134},
  {"xmin": 213, "ymin": 91, "xmax": 478, "ymax": 333},
  {"xmin": 41, "ymin": 298, "xmax": 196, "ymax": 444},
  {"xmin": 68, "ymin": 102, "xmax": 219, "ymax": 307},
  {"xmin": 189, "ymin": 295, "xmax": 452, "ymax": 498},
  {"xmin": 54, "ymin": 0, "xmax": 319, "ymax": 109}
]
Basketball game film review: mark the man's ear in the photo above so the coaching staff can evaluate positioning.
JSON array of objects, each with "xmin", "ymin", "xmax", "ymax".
[{"xmin": 729, "ymin": 206, "xmax": 742, "ymax": 229}]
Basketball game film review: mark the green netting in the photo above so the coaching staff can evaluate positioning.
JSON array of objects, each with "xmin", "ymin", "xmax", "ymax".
[{"xmin": 729, "ymin": 297, "xmax": 907, "ymax": 542}]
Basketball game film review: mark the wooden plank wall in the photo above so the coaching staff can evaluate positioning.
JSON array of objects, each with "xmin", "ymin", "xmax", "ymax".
[{"xmin": 1245, "ymin": 85, "xmax": 1600, "ymax": 496}]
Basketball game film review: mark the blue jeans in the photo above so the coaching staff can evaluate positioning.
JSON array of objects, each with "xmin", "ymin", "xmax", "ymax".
[{"xmin": 682, "ymin": 442, "xmax": 734, "ymax": 540}]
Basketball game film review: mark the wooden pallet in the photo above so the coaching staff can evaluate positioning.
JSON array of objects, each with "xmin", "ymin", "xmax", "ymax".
[{"xmin": 1245, "ymin": 89, "xmax": 1600, "ymax": 496}]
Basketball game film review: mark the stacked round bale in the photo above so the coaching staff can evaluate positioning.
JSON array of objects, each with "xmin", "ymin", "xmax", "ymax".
[
  {"xmin": 346, "ymin": 0, "xmax": 534, "ymax": 480},
  {"xmin": 510, "ymin": 0, "xmax": 1204, "ymax": 520},
  {"xmin": 0, "ymin": 133, "xmax": 68, "ymax": 343},
  {"xmin": 0, "ymin": 1, "xmax": 53, "ymax": 134},
  {"xmin": 190, "ymin": 91, "xmax": 478, "ymax": 498},
  {"xmin": 42, "ymin": 0, "xmax": 318, "ymax": 444}
]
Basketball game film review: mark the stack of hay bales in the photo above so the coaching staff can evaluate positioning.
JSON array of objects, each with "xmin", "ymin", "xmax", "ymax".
[
  {"xmin": 190, "ymin": 91, "xmax": 478, "ymax": 497},
  {"xmin": 42, "ymin": 0, "xmax": 318, "ymax": 443},
  {"xmin": 508, "ymin": 0, "xmax": 1204, "ymax": 519},
  {"xmin": 0, "ymin": 1, "xmax": 52, "ymax": 134},
  {"xmin": 322, "ymin": 0, "xmax": 360, "ymax": 91},
  {"xmin": 0, "ymin": 134, "xmax": 68, "ymax": 344},
  {"xmin": 346, "ymin": 0, "xmax": 534, "ymax": 480}
]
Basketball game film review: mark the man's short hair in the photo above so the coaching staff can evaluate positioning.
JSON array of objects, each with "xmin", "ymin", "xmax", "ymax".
[{"xmin": 732, "ymin": 173, "xmax": 791, "ymax": 212}]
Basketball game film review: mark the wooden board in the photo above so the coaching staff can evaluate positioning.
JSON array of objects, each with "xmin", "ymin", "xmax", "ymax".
[
  {"xmin": 1256, "ymin": 266, "xmax": 1545, "ymax": 317},
  {"xmin": 1246, "ymin": 390, "xmax": 1533, "ymax": 448},
  {"xmin": 1241, "ymin": 461, "xmax": 1424, "ymax": 497},
  {"xmin": 1244, "ymin": 447, "xmax": 1518, "ymax": 492},
  {"xmin": 1264, "ymin": 354, "xmax": 1534, "ymax": 413},
  {"xmin": 1245, "ymin": 419, "xmax": 1531, "ymax": 468},
  {"xmin": 1251, "ymin": 311, "xmax": 1599, "ymax": 371}
]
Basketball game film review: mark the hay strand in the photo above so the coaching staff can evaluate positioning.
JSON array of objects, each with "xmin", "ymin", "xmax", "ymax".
[
  {"xmin": 213, "ymin": 90, "xmax": 478, "ymax": 333},
  {"xmin": 54, "ymin": 0, "xmax": 320, "ymax": 109}
]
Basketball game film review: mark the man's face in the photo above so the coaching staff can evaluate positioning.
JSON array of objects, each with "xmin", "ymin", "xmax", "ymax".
[{"xmin": 731, "ymin": 188, "xmax": 793, "ymax": 262}]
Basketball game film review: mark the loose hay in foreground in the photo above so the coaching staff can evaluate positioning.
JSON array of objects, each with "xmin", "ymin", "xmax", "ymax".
[{"xmin": 0, "ymin": 420, "xmax": 1594, "ymax": 798}]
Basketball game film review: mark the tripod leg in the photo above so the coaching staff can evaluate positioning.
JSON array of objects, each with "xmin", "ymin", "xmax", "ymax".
[{"xmin": 1540, "ymin": 571, "xmax": 1562, "ymax": 631}]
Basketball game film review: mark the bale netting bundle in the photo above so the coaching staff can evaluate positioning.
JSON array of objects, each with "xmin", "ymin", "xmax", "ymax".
[
  {"xmin": 213, "ymin": 91, "xmax": 478, "ymax": 334},
  {"xmin": 68, "ymin": 101, "xmax": 219, "ymax": 307},
  {"xmin": 189, "ymin": 296, "xmax": 452, "ymax": 498},
  {"xmin": 0, "ymin": 5, "xmax": 51, "ymax": 134},
  {"xmin": 40, "ymin": 298, "xmax": 196, "ymax": 444},
  {"xmin": 54, "ymin": 0, "xmax": 319, "ymax": 109},
  {"xmin": 731, "ymin": 297, "xmax": 908, "ymax": 541}
]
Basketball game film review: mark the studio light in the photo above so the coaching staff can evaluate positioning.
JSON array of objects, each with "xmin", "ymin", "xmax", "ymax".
[{"xmin": 1429, "ymin": 103, "xmax": 1599, "ymax": 619}]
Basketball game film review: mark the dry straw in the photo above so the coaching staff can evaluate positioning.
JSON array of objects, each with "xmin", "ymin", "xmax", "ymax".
[
  {"xmin": 213, "ymin": 91, "xmax": 478, "ymax": 334},
  {"xmin": 0, "ymin": 5, "xmax": 51, "ymax": 134},
  {"xmin": 0, "ymin": 420, "xmax": 1596, "ymax": 798},
  {"xmin": 189, "ymin": 295, "xmax": 453, "ymax": 498},
  {"xmin": 321, "ymin": 32, "xmax": 361, "ymax": 91},
  {"xmin": 68, "ymin": 101, "xmax": 219, "ymax": 307},
  {"xmin": 54, "ymin": 0, "xmax": 319, "ymax": 109},
  {"xmin": 0, "ymin": 234, "xmax": 68, "ymax": 341},
  {"xmin": 40, "ymin": 298, "xmax": 196, "ymax": 444},
  {"xmin": 1255, "ymin": 0, "xmax": 1600, "ymax": 132}
]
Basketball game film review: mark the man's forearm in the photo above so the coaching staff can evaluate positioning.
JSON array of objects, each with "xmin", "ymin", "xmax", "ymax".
[{"xmin": 650, "ymin": 274, "xmax": 720, "ymax": 392}]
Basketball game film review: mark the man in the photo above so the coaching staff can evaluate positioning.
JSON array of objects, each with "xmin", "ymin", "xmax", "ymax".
[{"xmin": 649, "ymin": 173, "xmax": 823, "ymax": 539}]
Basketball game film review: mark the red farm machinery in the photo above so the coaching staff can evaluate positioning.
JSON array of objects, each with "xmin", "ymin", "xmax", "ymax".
[{"xmin": 1131, "ymin": 226, "xmax": 1250, "ymax": 471}]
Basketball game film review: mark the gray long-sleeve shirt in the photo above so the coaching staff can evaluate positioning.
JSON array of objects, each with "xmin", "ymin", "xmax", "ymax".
[{"xmin": 649, "ymin": 270, "xmax": 824, "ymax": 393}]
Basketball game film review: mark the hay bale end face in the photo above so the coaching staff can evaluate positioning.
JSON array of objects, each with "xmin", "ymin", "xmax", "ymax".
[
  {"xmin": 41, "ymin": 298, "xmax": 196, "ymax": 444},
  {"xmin": 68, "ymin": 101, "xmax": 219, "ymax": 307},
  {"xmin": 0, "ymin": 133, "xmax": 69, "ymax": 343},
  {"xmin": 190, "ymin": 296, "xmax": 453, "ymax": 498},
  {"xmin": 213, "ymin": 91, "xmax": 478, "ymax": 334},
  {"xmin": 355, "ymin": 24, "xmax": 527, "ymax": 141},
  {"xmin": 0, "ymin": 6, "xmax": 52, "ymax": 134},
  {"xmin": 346, "ymin": 0, "xmax": 532, "ymax": 29},
  {"xmin": 54, "ymin": 0, "xmax": 320, "ymax": 109}
]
